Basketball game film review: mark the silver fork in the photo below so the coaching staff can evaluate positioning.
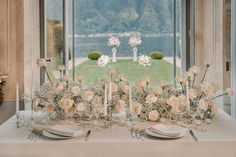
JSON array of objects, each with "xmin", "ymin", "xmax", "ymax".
[
  {"xmin": 27, "ymin": 128, "xmax": 42, "ymax": 142},
  {"xmin": 139, "ymin": 129, "xmax": 145, "ymax": 141}
]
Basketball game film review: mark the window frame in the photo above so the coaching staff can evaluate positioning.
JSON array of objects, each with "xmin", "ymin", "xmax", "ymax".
[{"xmin": 40, "ymin": 0, "xmax": 188, "ymax": 85}]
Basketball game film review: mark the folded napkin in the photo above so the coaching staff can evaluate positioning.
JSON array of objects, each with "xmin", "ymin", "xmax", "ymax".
[
  {"xmin": 150, "ymin": 124, "xmax": 187, "ymax": 137},
  {"xmin": 46, "ymin": 125, "xmax": 83, "ymax": 137}
]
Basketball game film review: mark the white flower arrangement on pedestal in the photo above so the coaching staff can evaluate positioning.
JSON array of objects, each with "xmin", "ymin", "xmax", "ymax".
[
  {"xmin": 97, "ymin": 55, "xmax": 111, "ymax": 67},
  {"xmin": 138, "ymin": 55, "xmax": 151, "ymax": 67},
  {"xmin": 108, "ymin": 36, "xmax": 120, "ymax": 62},
  {"xmin": 129, "ymin": 36, "xmax": 142, "ymax": 62}
]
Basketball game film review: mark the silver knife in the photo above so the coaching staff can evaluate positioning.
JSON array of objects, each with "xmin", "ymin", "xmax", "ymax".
[
  {"xmin": 189, "ymin": 129, "xmax": 198, "ymax": 141},
  {"xmin": 85, "ymin": 130, "xmax": 91, "ymax": 141}
]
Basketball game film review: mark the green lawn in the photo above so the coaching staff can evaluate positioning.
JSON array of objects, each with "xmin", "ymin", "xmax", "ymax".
[{"xmin": 75, "ymin": 59, "xmax": 179, "ymax": 87}]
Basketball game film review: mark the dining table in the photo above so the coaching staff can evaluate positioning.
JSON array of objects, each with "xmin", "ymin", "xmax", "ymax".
[{"xmin": 0, "ymin": 110, "xmax": 236, "ymax": 157}]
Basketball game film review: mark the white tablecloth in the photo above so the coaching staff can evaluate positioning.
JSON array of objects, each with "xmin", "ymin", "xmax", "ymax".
[{"xmin": 0, "ymin": 110, "xmax": 236, "ymax": 157}]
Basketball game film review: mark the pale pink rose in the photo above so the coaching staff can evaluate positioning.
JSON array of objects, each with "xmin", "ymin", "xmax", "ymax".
[
  {"xmin": 152, "ymin": 87, "xmax": 163, "ymax": 96},
  {"xmin": 166, "ymin": 96, "xmax": 179, "ymax": 106},
  {"xmin": 63, "ymin": 75, "xmax": 71, "ymax": 82},
  {"xmin": 226, "ymin": 88, "xmax": 234, "ymax": 96},
  {"xmin": 148, "ymin": 110, "xmax": 160, "ymax": 121},
  {"xmin": 82, "ymin": 90, "xmax": 94, "ymax": 102},
  {"xmin": 145, "ymin": 94, "xmax": 158, "ymax": 104},
  {"xmin": 122, "ymin": 85, "xmax": 129, "ymax": 94},
  {"xmin": 47, "ymin": 92, "xmax": 54, "ymax": 99},
  {"xmin": 109, "ymin": 69, "xmax": 117, "ymax": 76},
  {"xmin": 53, "ymin": 82, "xmax": 64, "ymax": 92},
  {"xmin": 57, "ymin": 65, "xmax": 65, "ymax": 71},
  {"xmin": 111, "ymin": 82, "xmax": 118, "ymax": 93},
  {"xmin": 132, "ymin": 102, "xmax": 142, "ymax": 115},
  {"xmin": 33, "ymin": 98, "xmax": 40, "ymax": 109},
  {"xmin": 201, "ymin": 83, "xmax": 215, "ymax": 95},
  {"xmin": 92, "ymin": 96, "xmax": 103, "ymax": 106},
  {"xmin": 92, "ymin": 96, "xmax": 103, "ymax": 113},
  {"xmin": 159, "ymin": 80, "xmax": 169, "ymax": 88},
  {"xmin": 185, "ymin": 72, "xmax": 194, "ymax": 81},
  {"xmin": 176, "ymin": 75, "xmax": 186, "ymax": 84},
  {"xmin": 207, "ymin": 100, "xmax": 214, "ymax": 107},
  {"xmin": 158, "ymin": 98, "xmax": 166, "ymax": 104},
  {"xmin": 199, "ymin": 99, "xmax": 208, "ymax": 111},
  {"xmin": 77, "ymin": 75, "xmax": 84, "ymax": 83},
  {"xmin": 71, "ymin": 86, "xmax": 80, "ymax": 96},
  {"xmin": 64, "ymin": 108, "xmax": 75, "ymax": 116},
  {"xmin": 189, "ymin": 66, "xmax": 200, "ymax": 75},
  {"xmin": 189, "ymin": 88, "xmax": 198, "ymax": 100},
  {"xmin": 115, "ymin": 100, "xmax": 126, "ymax": 113},
  {"xmin": 36, "ymin": 58, "xmax": 47, "ymax": 67},
  {"xmin": 58, "ymin": 97, "xmax": 74, "ymax": 110},
  {"xmin": 211, "ymin": 105, "xmax": 219, "ymax": 116},
  {"xmin": 176, "ymin": 95, "xmax": 187, "ymax": 113},
  {"xmin": 45, "ymin": 103, "xmax": 55, "ymax": 112},
  {"xmin": 135, "ymin": 78, "xmax": 150, "ymax": 89},
  {"xmin": 75, "ymin": 103, "xmax": 85, "ymax": 112}
]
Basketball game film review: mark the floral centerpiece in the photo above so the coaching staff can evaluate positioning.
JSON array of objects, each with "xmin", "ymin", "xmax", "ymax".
[
  {"xmin": 108, "ymin": 36, "xmax": 120, "ymax": 62},
  {"xmin": 0, "ymin": 70, "xmax": 8, "ymax": 105},
  {"xmin": 138, "ymin": 55, "xmax": 151, "ymax": 67},
  {"xmin": 132, "ymin": 63, "xmax": 233, "ymax": 127},
  {"xmin": 34, "ymin": 58, "xmax": 233, "ymax": 128},
  {"xmin": 129, "ymin": 35, "xmax": 142, "ymax": 62}
]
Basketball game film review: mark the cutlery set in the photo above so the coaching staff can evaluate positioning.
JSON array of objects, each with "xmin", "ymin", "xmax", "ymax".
[
  {"xmin": 130, "ymin": 127, "xmax": 145, "ymax": 141},
  {"xmin": 27, "ymin": 128, "xmax": 42, "ymax": 142}
]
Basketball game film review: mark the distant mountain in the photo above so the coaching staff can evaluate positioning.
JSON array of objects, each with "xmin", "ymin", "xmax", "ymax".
[{"xmin": 46, "ymin": 0, "xmax": 181, "ymax": 35}]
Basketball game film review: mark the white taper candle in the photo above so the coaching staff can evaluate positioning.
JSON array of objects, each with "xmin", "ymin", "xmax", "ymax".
[
  {"xmin": 16, "ymin": 83, "xmax": 19, "ymax": 113},
  {"xmin": 129, "ymin": 85, "xmax": 132, "ymax": 113},
  {"xmin": 104, "ymin": 83, "xmax": 108, "ymax": 117},
  {"xmin": 108, "ymin": 71, "xmax": 112, "ymax": 101},
  {"xmin": 186, "ymin": 81, "xmax": 190, "ymax": 111}
]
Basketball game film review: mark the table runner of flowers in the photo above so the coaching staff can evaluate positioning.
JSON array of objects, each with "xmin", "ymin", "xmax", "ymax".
[{"xmin": 33, "ymin": 57, "xmax": 233, "ymax": 128}]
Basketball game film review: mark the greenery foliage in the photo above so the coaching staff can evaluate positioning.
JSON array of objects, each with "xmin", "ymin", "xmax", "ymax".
[
  {"xmin": 88, "ymin": 51, "xmax": 102, "ymax": 60},
  {"xmin": 150, "ymin": 51, "xmax": 164, "ymax": 60}
]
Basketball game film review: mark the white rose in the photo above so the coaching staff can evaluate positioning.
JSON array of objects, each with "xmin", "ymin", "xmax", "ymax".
[
  {"xmin": 71, "ymin": 86, "xmax": 80, "ymax": 96},
  {"xmin": 148, "ymin": 110, "xmax": 160, "ymax": 122},
  {"xmin": 58, "ymin": 97, "xmax": 74, "ymax": 110}
]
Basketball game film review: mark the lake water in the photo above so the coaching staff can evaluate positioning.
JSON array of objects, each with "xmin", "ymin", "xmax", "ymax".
[{"xmin": 75, "ymin": 35, "xmax": 181, "ymax": 58}]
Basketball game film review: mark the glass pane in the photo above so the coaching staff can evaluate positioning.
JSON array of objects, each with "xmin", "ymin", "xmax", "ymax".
[
  {"xmin": 73, "ymin": 0, "xmax": 181, "ymax": 87},
  {"xmin": 45, "ymin": 0, "xmax": 64, "ymax": 82}
]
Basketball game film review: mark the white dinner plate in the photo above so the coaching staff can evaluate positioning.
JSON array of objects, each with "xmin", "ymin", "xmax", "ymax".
[
  {"xmin": 145, "ymin": 128, "xmax": 186, "ymax": 139},
  {"xmin": 42, "ymin": 130, "xmax": 73, "ymax": 140}
]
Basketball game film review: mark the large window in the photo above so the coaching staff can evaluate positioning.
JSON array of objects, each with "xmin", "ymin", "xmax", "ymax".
[{"xmin": 44, "ymin": 0, "xmax": 183, "ymax": 87}]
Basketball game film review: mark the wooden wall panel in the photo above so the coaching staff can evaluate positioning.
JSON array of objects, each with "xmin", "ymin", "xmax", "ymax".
[{"xmin": 0, "ymin": 0, "xmax": 24, "ymax": 101}]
